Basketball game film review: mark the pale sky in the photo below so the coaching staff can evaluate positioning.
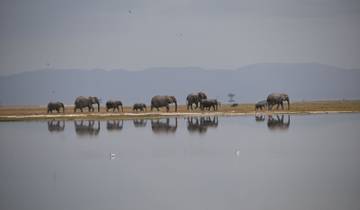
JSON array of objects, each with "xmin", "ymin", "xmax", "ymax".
[{"xmin": 0, "ymin": 0, "xmax": 360, "ymax": 75}]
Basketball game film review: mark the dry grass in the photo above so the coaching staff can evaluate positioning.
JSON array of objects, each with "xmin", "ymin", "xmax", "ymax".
[{"xmin": 0, "ymin": 100, "xmax": 360, "ymax": 121}]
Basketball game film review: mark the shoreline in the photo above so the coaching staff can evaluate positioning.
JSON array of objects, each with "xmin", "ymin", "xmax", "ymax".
[
  {"xmin": 1, "ymin": 100, "xmax": 360, "ymax": 121},
  {"xmin": 1, "ymin": 111, "xmax": 359, "ymax": 122}
]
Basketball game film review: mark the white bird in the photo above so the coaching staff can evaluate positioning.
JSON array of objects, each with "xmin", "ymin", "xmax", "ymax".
[
  {"xmin": 110, "ymin": 152, "xmax": 116, "ymax": 160},
  {"xmin": 235, "ymin": 149, "xmax": 241, "ymax": 157}
]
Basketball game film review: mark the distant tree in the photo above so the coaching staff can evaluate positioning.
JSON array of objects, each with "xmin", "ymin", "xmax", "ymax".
[{"xmin": 228, "ymin": 93, "xmax": 235, "ymax": 103}]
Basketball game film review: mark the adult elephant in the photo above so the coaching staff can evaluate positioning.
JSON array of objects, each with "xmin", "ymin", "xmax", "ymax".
[
  {"xmin": 186, "ymin": 92, "xmax": 207, "ymax": 110},
  {"xmin": 74, "ymin": 96, "xmax": 100, "ymax": 112},
  {"xmin": 151, "ymin": 95, "xmax": 177, "ymax": 112},
  {"xmin": 47, "ymin": 101, "xmax": 65, "ymax": 113},
  {"xmin": 106, "ymin": 100, "xmax": 123, "ymax": 112},
  {"xmin": 267, "ymin": 93, "xmax": 290, "ymax": 110}
]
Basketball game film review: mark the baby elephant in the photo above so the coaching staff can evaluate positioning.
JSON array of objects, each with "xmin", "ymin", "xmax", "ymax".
[
  {"xmin": 47, "ymin": 101, "xmax": 65, "ymax": 113},
  {"xmin": 106, "ymin": 100, "xmax": 123, "ymax": 112},
  {"xmin": 200, "ymin": 99, "xmax": 219, "ymax": 111},
  {"xmin": 255, "ymin": 100, "xmax": 267, "ymax": 111},
  {"xmin": 133, "ymin": 103, "xmax": 146, "ymax": 112}
]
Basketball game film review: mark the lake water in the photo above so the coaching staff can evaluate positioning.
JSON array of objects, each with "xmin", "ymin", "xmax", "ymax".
[{"xmin": 0, "ymin": 114, "xmax": 359, "ymax": 210}]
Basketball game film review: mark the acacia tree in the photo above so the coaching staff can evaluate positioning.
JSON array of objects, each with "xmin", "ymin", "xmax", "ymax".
[{"xmin": 228, "ymin": 93, "xmax": 235, "ymax": 103}]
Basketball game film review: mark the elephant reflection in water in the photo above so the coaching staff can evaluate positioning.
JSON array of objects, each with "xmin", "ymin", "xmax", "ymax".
[
  {"xmin": 255, "ymin": 114, "xmax": 266, "ymax": 122},
  {"xmin": 133, "ymin": 119, "xmax": 147, "ymax": 128},
  {"xmin": 48, "ymin": 120, "xmax": 65, "ymax": 132},
  {"xmin": 107, "ymin": 120, "xmax": 123, "ymax": 131},
  {"xmin": 151, "ymin": 118, "xmax": 177, "ymax": 134},
  {"xmin": 267, "ymin": 115, "xmax": 290, "ymax": 131},
  {"xmin": 74, "ymin": 120, "xmax": 100, "ymax": 136},
  {"xmin": 187, "ymin": 116, "xmax": 218, "ymax": 134}
]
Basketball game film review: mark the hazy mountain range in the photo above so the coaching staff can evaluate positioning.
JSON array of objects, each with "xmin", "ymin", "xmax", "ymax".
[{"xmin": 1, "ymin": 63, "xmax": 360, "ymax": 106}]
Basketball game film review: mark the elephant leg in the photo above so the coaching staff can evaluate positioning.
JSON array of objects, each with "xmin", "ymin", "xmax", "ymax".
[
  {"xmin": 281, "ymin": 102, "xmax": 284, "ymax": 110},
  {"xmin": 166, "ymin": 105, "xmax": 169, "ymax": 112}
]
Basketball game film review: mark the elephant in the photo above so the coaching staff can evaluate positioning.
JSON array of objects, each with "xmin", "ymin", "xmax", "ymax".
[
  {"xmin": 267, "ymin": 93, "xmax": 290, "ymax": 110},
  {"xmin": 151, "ymin": 118, "xmax": 177, "ymax": 134},
  {"xmin": 133, "ymin": 103, "xmax": 146, "ymax": 112},
  {"xmin": 255, "ymin": 100, "xmax": 267, "ymax": 111},
  {"xmin": 151, "ymin": 95, "xmax": 177, "ymax": 112},
  {"xmin": 74, "ymin": 96, "xmax": 100, "ymax": 112},
  {"xmin": 106, "ymin": 100, "xmax": 123, "ymax": 112},
  {"xmin": 200, "ymin": 99, "xmax": 219, "ymax": 111},
  {"xmin": 267, "ymin": 115, "xmax": 290, "ymax": 131},
  {"xmin": 186, "ymin": 92, "xmax": 207, "ymax": 110},
  {"xmin": 106, "ymin": 120, "xmax": 123, "ymax": 131},
  {"xmin": 74, "ymin": 120, "xmax": 100, "ymax": 136},
  {"xmin": 133, "ymin": 119, "xmax": 147, "ymax": 127},
  {"xmin": 47, "ymin": 101, "xmax": 65, "ymax": 113},
  {"xmin": 47, "ymin": 120, "xmax": 65, "ymax": 132},
  {"xmin": 187, "ymin": 116, "xmax": 218, "ymax": 134}
]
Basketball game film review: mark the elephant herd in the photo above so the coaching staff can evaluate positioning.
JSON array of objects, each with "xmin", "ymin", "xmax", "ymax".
[
  {"xmin": 255, "ymin": 93, "xmax": 290, "ymax": 111},
  {"xmin": 47, "ymin": 92, "xmax": 290, "ymax": 113}
]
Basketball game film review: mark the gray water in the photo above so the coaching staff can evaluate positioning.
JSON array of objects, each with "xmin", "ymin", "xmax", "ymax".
[{"xmin": 0, "ymin": 114, "xmax": 359, "ymax": 210}]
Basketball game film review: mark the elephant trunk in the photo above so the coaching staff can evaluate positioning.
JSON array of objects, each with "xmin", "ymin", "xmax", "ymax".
[
  {"xmin": 287, "ymin": 98, "xmax": 290, "ymax": 109},
  {"xmin": 174, "ymin": 101, "xmax": 177, "ymax": 112},
  {"xmin": 97, "ymin": 102, "xmax": 100, "ymax": 112}
]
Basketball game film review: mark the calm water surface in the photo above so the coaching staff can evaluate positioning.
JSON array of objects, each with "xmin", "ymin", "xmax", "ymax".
[{"xmin": 0, "ymin": 114, "xmax": 359, "ymax": 210}]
